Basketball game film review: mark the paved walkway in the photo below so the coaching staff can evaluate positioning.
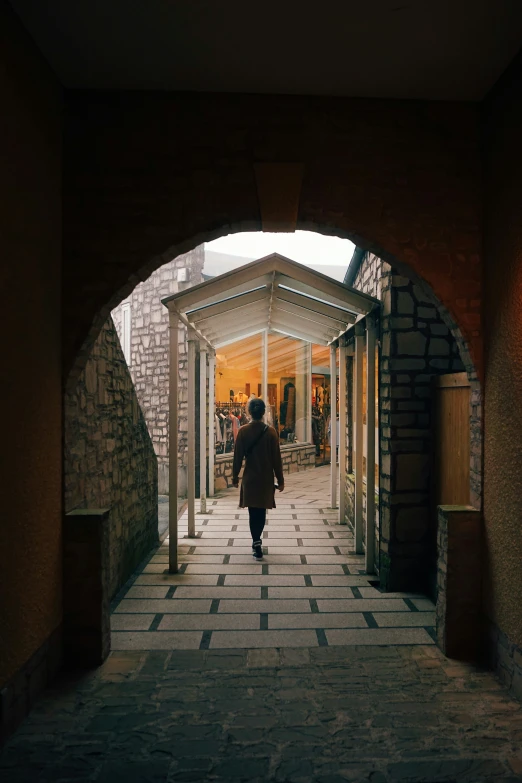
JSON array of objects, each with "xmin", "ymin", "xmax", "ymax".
[
  {"xmin": 2, "ymin": 467, "xmax": 522, "ymax": 781},
  {"xmin": 112, "ymin": 467, "xmax": 435, "ymax": 651}
]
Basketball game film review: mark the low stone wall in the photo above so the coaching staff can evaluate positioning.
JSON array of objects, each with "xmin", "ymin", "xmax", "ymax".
[
  {"xmin": 64, "ymin": 318, "xmax": 158, "ymax": 600},
  {"xmin": 436, "ymin": 506, "xmax": 481, "ymax": 660},
  {"xmin": 215, "ymin": 444, "xmax": 316, "ymax": 490}
]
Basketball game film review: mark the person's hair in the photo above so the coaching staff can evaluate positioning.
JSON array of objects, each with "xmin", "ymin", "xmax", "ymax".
[{"xmin": 248, "ymin": 397, "xmax": 266, "ymax": 421}]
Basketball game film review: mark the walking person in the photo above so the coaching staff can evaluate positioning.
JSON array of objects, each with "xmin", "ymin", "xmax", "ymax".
[{"xmin": 232, "ymin": 397, "xmax": 284, "ymax": 560}]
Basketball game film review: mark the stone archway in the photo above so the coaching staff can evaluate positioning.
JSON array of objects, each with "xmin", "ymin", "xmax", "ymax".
[
  {"xmin": 63, "ymin": 92, "xmax": 482, "ymax": 385},
  {"xmin": 62, "ymin": 92, "xmax": 483, "ymax": 605}
]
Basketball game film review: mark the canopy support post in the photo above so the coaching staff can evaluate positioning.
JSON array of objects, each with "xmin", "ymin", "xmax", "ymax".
[
  {"xmin": 365, "ymin": 317, "xmax": 377, "ymax": 574},
  {"xmin": 262, "ymin": 329, "xmax": 268, "ymax": 407},
  {"xmin": 199, "ymin": 344, "xmax": 207, "ymax": 514},
  {"xmin": 330, "ymin": 343, "xmax": 337, "ymax": 509},
  {"xmin": 168, "ymin": 310, "xmax": 179, "ymax": 573},
  {"xmin": 187, "ymin": 331, "xmax": 197, "ymax": 537},
  {"xmin": 354, "ymin": 325, "xmax": 365, "ymax": 554},
  {"xmin": 208, "ymin": 350, "xmax": 215, "ymax": 497},
  {"xmin": 339, "ymin": 339, "xmax": 347, "ymax": 524}
]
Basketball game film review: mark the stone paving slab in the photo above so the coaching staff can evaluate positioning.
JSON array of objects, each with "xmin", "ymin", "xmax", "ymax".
[
  {"xmin": 115, "ymin": 599, "xmax": 212, "ymax": 613},
  {"xmin": 159, "ymin": 614, "xmax": 260, "ymax": 631},
  {"xmin": 311, "ymin": 575, "xmax": 376, "ymax": 586},
  {"xmin": 411, "ymin": 597, "xmax": 437, "ymax": 611},
  {"xmin": 269, "ymin": 564, "xmax": 346, "ymax": 574},
  {"xmin": 111, "ymin": 631, "xmax": 203, "ymax": 650},
  {"xmin": 317, "ymin": 598, "xmax": 409, "ymax": 612},
  {"xmin": 111, "ymin": 614, "xmax": 155, "ymax": 631},
  {"xmin": 134, "ymin": 574, "xmax": 220, "ymax": 586},
  {"xmin": 218, "ymin": 599, "xmax": 312, "ymax": 613},
  {"xmin": 209, "ymin": 629, "xmax": 318, "ymax": 648},
  {"xmin": 267, "ymin": 586, "xmax": 357, "ymax": 598},
  {"xmin": 229, "ymin": 554, "xmax": 303, "ymax": 563},
  {"xmin": 268, "ymin": 613, "xmax": 369, "ymax": 629},
  {"xmin": 125, "ymin": 586, "xmax": 170, "ymax": 599},
  {"xmin": 185, "ymin": 564, "xmax": 263, "ymax": 574},
  {"xmin": 224, "ymin": 575, "xmax": 306, "ymax": 586},
  {"xmin": 172, "ymin": 586, "xmax": 261, "ymax": 599},
  {"xmin": 374, "ymin": 611, "xmax": 436, "ymax": 627},
  {"xmin": 325, "ymin": 628, "xmax": 435, "ymax": 646}
]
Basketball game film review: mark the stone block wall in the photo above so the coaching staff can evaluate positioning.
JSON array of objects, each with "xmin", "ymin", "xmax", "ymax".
[
  {"xmin": 346, "ymin": 252, "xmax": 466, "ymax": 594},
  {"xmin": 64, "ymin": 319, "xmax": 158, "ymax": 600},
  {"xmin": 112, "ymin": 248, "xmax": 205, "ymax": 495},
  {"xmin": 215, "ymin": 444, "xmax": 316, "ymax": 490}
]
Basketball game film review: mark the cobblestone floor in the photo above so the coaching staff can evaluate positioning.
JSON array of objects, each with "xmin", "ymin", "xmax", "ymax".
[
  {"xmin": 2, "ymin": 468, "xmax": 522, "ymax": 781},
  {"xmin": 113, "ymin": 468, "xmax": 436, "ymax": 651},
  {"xmin": 1, "ymin": 646, "xmax": 522, "ymax": 782}
]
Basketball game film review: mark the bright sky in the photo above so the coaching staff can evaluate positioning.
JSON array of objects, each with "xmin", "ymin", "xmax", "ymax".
[{"xmin": 205, "ymin": 231, "xmax": 354, "ymax": 266}]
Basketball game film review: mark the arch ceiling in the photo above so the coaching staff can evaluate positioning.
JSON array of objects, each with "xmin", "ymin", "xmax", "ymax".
[
  {"xmin": 9, "ymin": 0, "xmax": 522, "ymax": 100},
  {"xmin": 162, "ymin": 253, "xmax": 378, "ymax": 348}
]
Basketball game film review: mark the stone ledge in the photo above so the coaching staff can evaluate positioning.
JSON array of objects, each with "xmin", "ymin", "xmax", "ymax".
[
  {"xmin": 63, "ymin": 508, "xmax": 111, "ymax": 668},
  {"xmin": 436, "ymin": 505, "xmax": 481, "ymax": 660}
]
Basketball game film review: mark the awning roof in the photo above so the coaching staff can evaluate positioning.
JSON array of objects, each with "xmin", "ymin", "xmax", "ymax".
[{"xmin": 162, "ymin": 253, "xmax": 379, "ymax": 348}]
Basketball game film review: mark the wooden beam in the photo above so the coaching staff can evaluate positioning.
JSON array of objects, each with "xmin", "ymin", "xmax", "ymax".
[{"xmin": 254, "ymin": 162, "xmax": 303, "ymax": 232}]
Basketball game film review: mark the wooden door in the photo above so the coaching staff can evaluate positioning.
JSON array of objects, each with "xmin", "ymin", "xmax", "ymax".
[
  {"xmin": 430, "ymin": 373, "xmax": 471, "ymax": 598},
  {"xmin": 433, "ymin": 373, "xmax": 471, "ymax": 507}
]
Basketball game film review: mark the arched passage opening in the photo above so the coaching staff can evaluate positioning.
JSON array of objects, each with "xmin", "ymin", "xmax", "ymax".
[{"xmin": 63, "ymin": 224, "xmax": 480, "ymax": 648}]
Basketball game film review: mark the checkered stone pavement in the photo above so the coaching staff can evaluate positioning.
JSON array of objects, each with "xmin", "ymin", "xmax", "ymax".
[{"xmin": 111, "ymin": 466, "xmax": 436, "ymax": 651}]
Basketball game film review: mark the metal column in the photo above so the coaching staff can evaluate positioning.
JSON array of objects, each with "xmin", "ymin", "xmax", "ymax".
[
  {"xmin": 262, "ymin": 329, "xmax": 268, "ymax": 407},
  {"xmin": 339, "ymin": 340, "xmax": 347, "ymax": 524},
  {"xmin": 187, "ymin": 332, "xmax": 197, "ymax": 537},
  {"xmin": 354, "ymin": 327, "xmax": 365, "ymax": 554},
  {"xmin": 208, "ymin": 351, "xmax": 215, "ymax": 497},
  {"xmin": 365, "ymin": 318, "xmax": 376, "ymax": 573},
  {"xmin": 168, "ymin": 310, "xmax": 179, "ymax": 573},
  {"xmin": 199, "ymin": 345, "xmax": 207, "ymax": 514},
  {"xmin": 330, "ymin": 343, "xmax": 337, "ymax": 509}
]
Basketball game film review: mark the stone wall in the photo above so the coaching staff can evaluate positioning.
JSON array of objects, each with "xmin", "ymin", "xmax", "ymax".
[
  {"xmin": 113, "ymin": 248, "xmax": 205, "ymax": 495},
  {"xmin": 64, "ymin": 319, "xmax": 158, "ymax": 600},
  {"xmin": 346, "ymin": 252, "xmax": 466, "ymax": 594},
  {"xmin": 215, "ymin": 444, "xmax": 316, "ymax": 490}
]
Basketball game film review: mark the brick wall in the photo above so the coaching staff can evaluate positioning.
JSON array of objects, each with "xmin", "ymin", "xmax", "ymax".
[
  {"xmin": 62, "ymin": 94, "xmax": 482, "ymax": 386},
  {"xmin": 64, "ymin": 318, "xmax": 158, "ymax": 600},
  {"xmin": 112, "ymin": 248, "xmax": 205, "ymax": 495}
]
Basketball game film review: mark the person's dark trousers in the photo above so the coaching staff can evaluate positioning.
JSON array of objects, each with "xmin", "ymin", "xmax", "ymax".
[{"xmin": 248, "ymin": 507, "xmax": 266, "ymax": 543}]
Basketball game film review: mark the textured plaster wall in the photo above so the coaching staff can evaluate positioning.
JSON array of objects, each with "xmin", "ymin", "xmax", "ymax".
[
  {"xmin": 0, "ymin": 1, "xmax": 62, "ymax": 687},
  {"xmin": 64, "ymin": 319, "xmax": 158, "ymax": 600},
  {"xmin": 483, "ymin": 54, "xmax": 522, "ymax": 649}
]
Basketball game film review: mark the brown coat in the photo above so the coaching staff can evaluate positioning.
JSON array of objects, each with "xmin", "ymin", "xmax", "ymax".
[{"xmin": 233, "ymin": 421, "xmax": 284, "ymax": 509}]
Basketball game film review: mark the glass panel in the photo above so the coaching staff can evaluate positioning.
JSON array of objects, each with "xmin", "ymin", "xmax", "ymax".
[
  {"xmin": 267, "ymin": 334, "xmax": 309, "ymax": 446},
  {"xmin": 311, "ymin": 345, "xmax": 339, "ymax": 465},
  {"xmin": 214, "ymin": 333, "xmax": 262, "ymax": 454}
]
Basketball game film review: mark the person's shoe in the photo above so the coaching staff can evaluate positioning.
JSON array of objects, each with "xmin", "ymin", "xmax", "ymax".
[{"xmin": 252, "ymin": 540, "xmax": 263, "ymax": 560}]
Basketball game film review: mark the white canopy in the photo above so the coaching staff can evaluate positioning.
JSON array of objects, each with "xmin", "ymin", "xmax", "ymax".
[{"xmin": 162, "ymin": 253, "xmax": 378, "ymax": 347}]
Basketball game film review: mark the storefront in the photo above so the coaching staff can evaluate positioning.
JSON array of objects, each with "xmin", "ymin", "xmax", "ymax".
[{"xmin": 213, "ymin": 333, "xmax": 338, "ymax": 467}]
